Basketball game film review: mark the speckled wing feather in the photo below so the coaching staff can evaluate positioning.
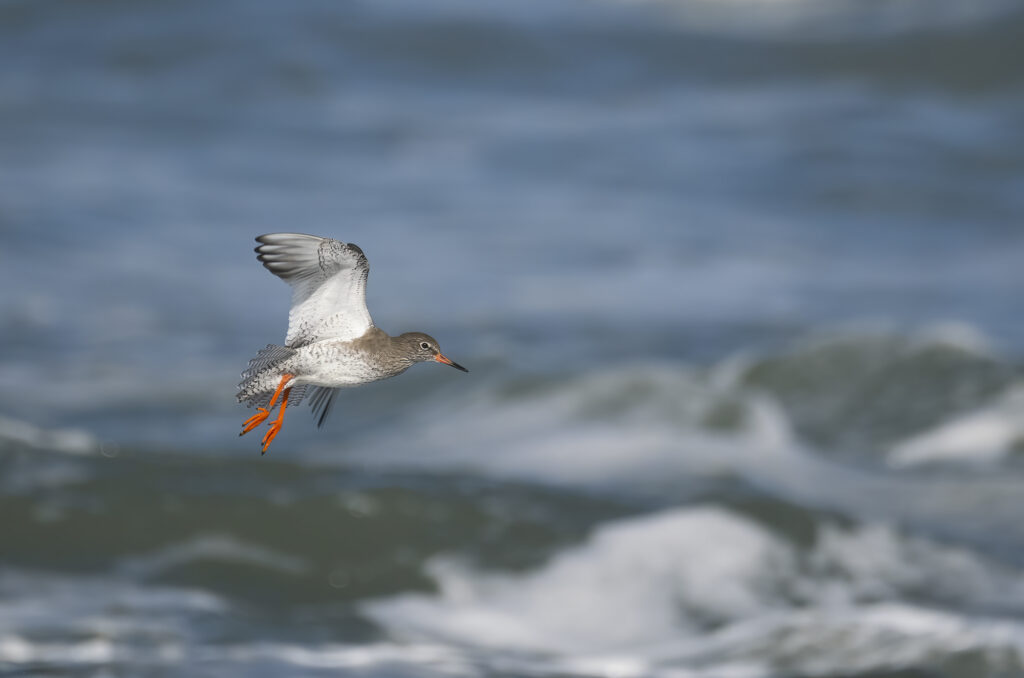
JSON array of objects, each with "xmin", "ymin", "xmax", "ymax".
[{"xmin": 255, "ymin": 233, "xmax": 373, "ymax": 347}]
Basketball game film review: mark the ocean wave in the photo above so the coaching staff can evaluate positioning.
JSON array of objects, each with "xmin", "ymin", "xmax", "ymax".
[
  {"xmin": 362, "ymin": 506, "xmax": 1024, "ymax": 676},
  {"xmin": 612, "ymin": 0, "xmax": 1024, "ymax": 40},
  {"xmin": 118, "ymin": 533, "xmax": 310, "ymax": 578},
  {"xmin": 0, "ymin": 568, "xmax": 224, "ymax": 669},
  {"xmin": 0, "ymin": 635, "xmax": 118, "ymax": 666},
  {"xmin": 291, "ymin": 328, "xmax": 1024, "ymax": 555},
  {"xmin": 0, "ymin": 415, "xmax": 100, "ymax": 495},
  {"xmin": 0, "ymin": 414, "xmax": 97, "ymax": 456},
  {"xmin": 334, "ymin": 327, "xmax": 1019, "ymax": 484},
  {"xmin": 214, "ymin": 641, "xmax": 473, "ymax": 676},
  {"xmin": 889, "ymin": 384, "xmax": 1024, "ymax": 469},
  {"xmin": 738, "ymin": 326, "xmax": 1014, "ymax": 458},
  {"xmin": 3, "ymin": 504, "xmax": 1022, "ymax": 677},
  {"xmin": 337, "ymin": 360, "xmax": 801, "ymax": 490}
]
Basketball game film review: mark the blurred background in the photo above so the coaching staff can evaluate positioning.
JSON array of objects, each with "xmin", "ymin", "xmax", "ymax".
[{"xmin": 2, "ymin": 0, "xmax": 1024, "ymax": 676}]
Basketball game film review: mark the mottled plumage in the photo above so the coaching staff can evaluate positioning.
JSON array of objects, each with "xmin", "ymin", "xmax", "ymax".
[{"xmin": 237, "ymin": 233, "xmax": 467, "ymax": 453}]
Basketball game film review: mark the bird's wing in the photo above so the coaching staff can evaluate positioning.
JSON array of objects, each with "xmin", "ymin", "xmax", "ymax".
[{"xmin": 255, "ymin": 233, "xmax": 373, "ymax": 347}]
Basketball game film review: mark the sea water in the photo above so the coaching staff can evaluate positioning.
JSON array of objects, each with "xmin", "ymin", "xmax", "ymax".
[{"xmin": 1, "ymin": 0, "xmax": 1024, "ymax": 676}]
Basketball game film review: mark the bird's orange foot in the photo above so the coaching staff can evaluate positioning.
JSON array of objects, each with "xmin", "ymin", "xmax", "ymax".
[
  {"xmin": 240, "ymin": 408, "xmax": 270, "ymax": 436},
  {"xmin": 261, "ymin": 420, "xmax": 284, "ymax": 455}
]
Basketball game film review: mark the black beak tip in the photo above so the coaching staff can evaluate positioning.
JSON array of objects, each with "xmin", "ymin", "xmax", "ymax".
[{"xmin": 436, "ymin": 353, "xmax": 469, "ymax": 372}]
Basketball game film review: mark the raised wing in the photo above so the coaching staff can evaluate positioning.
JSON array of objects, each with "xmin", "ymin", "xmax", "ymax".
[{"xmin": 255, "ymin": 233, "xmax": 373, "ymax": 347}]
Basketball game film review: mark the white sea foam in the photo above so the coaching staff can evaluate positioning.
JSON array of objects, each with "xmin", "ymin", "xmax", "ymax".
[
  {"xmin": 0, "ymin": 568, "xmax": 224, "ymax": 669},
  {"xmin": 217, "ymin": 641, "xmax": 473, "ymax": 674},
  {"xmin": 216, "ymin": 639, "xmax": 762, "ymax": 678},
  {"xmin": 118, "ymin": 533, "xmax": 309, "ymax": 578},
  {"xmin": 0, "ymin": 635, "xmax": 117, "ymax": 665},
  {"xmin": 4, "ymin": 544, "xmax": 1019, "ymax": 678},
  {"xmin": 365, "ymin": 507, "xmax": 794, "ymax": 653},
  {"xmin": 0, "ymin": 414, "xmax": 97, "ymax": 455},
  {"xmin": 889, "ymin": 385, "xmax": 1024, "ymax": 468},
  {"xmin": 363, "ymin": 506, "xmax": 1024, "ymax": 676},
  {"xmin": 0, "ymin": 570, "xmax": 226, "ymax": 630}
]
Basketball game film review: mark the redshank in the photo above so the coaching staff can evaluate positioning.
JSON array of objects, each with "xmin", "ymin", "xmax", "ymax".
[{"xmin": 237, "ymin": 233, "xmax": 467, "ymax": 453}]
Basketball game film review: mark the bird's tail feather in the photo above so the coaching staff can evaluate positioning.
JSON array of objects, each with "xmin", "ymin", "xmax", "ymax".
[{"xmin": 236, "ymin": 344, "xmax": 308, "ymax": 408}]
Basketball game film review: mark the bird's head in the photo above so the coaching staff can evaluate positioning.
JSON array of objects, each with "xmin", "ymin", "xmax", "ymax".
[{"xmin": 398, "ymin": 332, "xmax": 468, "ymax": 372}]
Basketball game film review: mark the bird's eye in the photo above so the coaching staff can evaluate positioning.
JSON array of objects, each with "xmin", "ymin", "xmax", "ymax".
[{"xmin": 420, "ymin": 342, "xmax": 430, "ymax": 350}]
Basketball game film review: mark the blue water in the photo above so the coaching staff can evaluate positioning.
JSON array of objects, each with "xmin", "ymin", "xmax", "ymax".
[{"xmin": 2, "ymin": 1, "xmax": 1024, "ymax": 676}]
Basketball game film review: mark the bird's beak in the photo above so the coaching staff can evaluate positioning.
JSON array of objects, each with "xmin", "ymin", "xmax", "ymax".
[{"xmin": 435, "ymin": 353, "xmax": 469, "ymax": 372}]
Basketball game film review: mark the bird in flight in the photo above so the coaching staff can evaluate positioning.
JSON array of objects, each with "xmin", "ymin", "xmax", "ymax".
[{"xmin": 237, "ymin": 233, "xmax": 467, "ymax": 453}]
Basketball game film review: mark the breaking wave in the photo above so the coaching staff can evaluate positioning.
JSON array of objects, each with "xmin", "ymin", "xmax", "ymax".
[{"xmin": 363, "ymin": 506, "xmax": 1024, "ymax": 676}]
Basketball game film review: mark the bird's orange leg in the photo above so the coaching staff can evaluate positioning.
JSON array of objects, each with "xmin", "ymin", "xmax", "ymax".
[
  {"xmin": 240, "ymin": 373, "xmax": 293, "ymax": 436},
  {"xmin": 260, "ymin": 386, "xmax": 291, "ymax": 455}
]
